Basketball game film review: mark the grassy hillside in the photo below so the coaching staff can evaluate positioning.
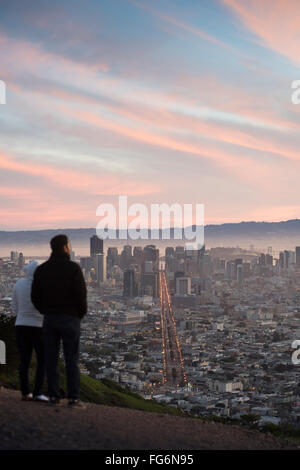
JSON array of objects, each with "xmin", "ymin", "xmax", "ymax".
[{"xmin": 0, "ymin": 314, "xmax": 183, "ymax": 416}]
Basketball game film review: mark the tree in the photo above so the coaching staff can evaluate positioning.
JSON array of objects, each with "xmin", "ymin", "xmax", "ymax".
[
  {"xmin": 240, "ymin": 414, "xmax": 260, "ymax": 427},
  {"xmin": 124, "ymin": 352, "xmax": 139, "ymax": 362}
]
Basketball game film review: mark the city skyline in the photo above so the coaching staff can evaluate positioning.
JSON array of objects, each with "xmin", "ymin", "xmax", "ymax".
[{"xmin": 1, "ymin": 1, "xmax": 300, "ymax": 230}]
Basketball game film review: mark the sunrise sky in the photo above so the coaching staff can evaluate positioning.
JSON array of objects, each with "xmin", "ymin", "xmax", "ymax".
[{"xmin": 1, "ymin": 0, "xmax": 300, "ymax": 230}]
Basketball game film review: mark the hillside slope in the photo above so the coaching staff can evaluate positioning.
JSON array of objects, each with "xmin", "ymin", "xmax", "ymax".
[
  {"xmin": 0, "ymin": 388, "xmax": 296, "ymax": 450},
  {"xmin": 0, "ymin": 314, "xmax": 183, "ymax": 415}
]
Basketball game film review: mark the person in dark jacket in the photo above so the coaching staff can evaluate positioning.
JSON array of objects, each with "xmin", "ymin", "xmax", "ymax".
[{"xmin": 31, "ymin": 234, "xmax": 87, "ymax": 408}]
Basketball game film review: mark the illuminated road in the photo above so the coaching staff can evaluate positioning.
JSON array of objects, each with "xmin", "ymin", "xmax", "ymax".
[{"xmin": 159, "ymin": 270, "xmax": 188, "ymax": 387}]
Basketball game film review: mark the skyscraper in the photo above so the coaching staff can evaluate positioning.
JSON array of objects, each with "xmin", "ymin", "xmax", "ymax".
[
  {"xmin": 133, "ymin": 246, "xmax": 143, "ymax": 268},
  {"xmin": 296, "ymin": 246, "xmax": 300, "ymax": 268},
  {"xmin": 284, "ymin": 250, "xmax": 290, "ymax": 269},
  {"xmin": 143, "ymin": 245, "xmax": 159, "ymax": 271},
  {"xmin": 123, "ymin": 269, "xmax": 139, "ymax": 297},
  {"xmin": 107, "ymin": 247, "xmax": 119, "ymax": 272},
  {"xmin": 90, "ymin": 235, "xmax": 103, "ymax": 257},
  {"xmin": 266, "ymin": 254, "xmax": 273, "ymax": 266},
  {"xmin": 18, "ymin": 252, "xmax": 24, "ymax": 267},
  {"xmin": 141, "ymin": 272, "xmax": 159, "ymax": 298},
  {"xmin": 94, "ymin": 253, "xmax": 106, "ymax": 282},
  {"xmin": 279, "ymin": 252, "xmax": 284, "ymax": 269},
  {"xmin": 120, "ymin": 245, "xmax": 132, "ymax": 269},
  {"xmin": 237, "ymin": 264, "xmax": 243, "ymax": 284},
  {"xmin": 10, "ymin": 251, "xmax": 18, "ymax": 262}
]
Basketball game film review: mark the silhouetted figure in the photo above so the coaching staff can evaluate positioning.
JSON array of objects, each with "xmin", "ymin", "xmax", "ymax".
[
  {"xmin": 12, "ymin": 261, "xmax": 48, "ymax": 402},
  {"xmin": 31, "ymin": 235, "xmax": 87, "ymax": 408}
]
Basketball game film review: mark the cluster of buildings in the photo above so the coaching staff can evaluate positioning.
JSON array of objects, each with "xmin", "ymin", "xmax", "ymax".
[
  {"xmin": 79, "ymin": 235, "xmax": 106, "ymax": 283},
  {"xmin": 2, "ymin": 237, "xmax": 300, "ymax": 428}
]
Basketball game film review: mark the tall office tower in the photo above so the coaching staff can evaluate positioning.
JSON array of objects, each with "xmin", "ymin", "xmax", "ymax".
[
  {"xmin": 165, "ymin": 247, "xmax": 175, "ymax": 273},
  {"xmin": 242, "ymin": 262, "xmax": 251, "ymax": 278},
  {"xmin": 144, "ymin": 260, "xmax": 153, "ymax": 273},
  {"xmin": 197, "ymin": 245, "xmax": 205, "ymax": 258},
  {"xmin": 94, "ymin": 253, "xmax": 106, "ymax": 282},
  {"xmin": 234, "ymin": 258, "xmax": 243, "ymax": 278},
  {"xmin": 237, "ymin": 264, "xmax": 243, "ymax": 284},
  {"xmin": 90, "ymin": 235, "xmax": 103, "ymax": 257},
  {"xmin": 268, "ymin": 246, "xmax": 272, "ymax": 255},
  {"xmin": 279, "ymin": 251, "xmax": 284, "ymax": 269},
  {"xmin": 120, "ymin": 245, "xmax": 132, "ymax": 269},
  {"xmin": 107, "ymin": 247, "xmax": 119, "ymax": 272},
  {"xmin": 133, "ymin": 246, "xmax": 143, "ymax": 268},
  {"xmin": 123, "ymin": 269, "xmax": 139, "ymax": 297},
  {"xmin": 284, "ymin": 250, "xmax": 290, "ymax": 269},
  {"xmin": 10, "ymin": 251, "xmax": 18, "ymax": 262},
  {"xmin": 226, "ymin": 260, "xmax": 235, "ymax": 279},
  {"xmin": 176, "ymin": 276, "xmax": 191, "ymax": 295},
  {"xmin": 141, "ymin": 272, "xmax": 159, "ymax": 298},
  {"xmin": 259, "ymin": 253, "xmax": 266, "ymax": 266},
  {"xmin": 266, "ymin": 254, "xmax": 273, "ymax": 266},
  {"xmin": 202, "ymin": 254, "xmax": 212, "ymax": 276},
  {"xmin": 165, "ymin": 247, "xmax": 175, "ymax": 258},
  {"xmin": 197, "ymin": 245, "xmax": 205, "ymax": 276},
  {"xmin": 18, "ymin": 252, "xmax": 25, "ymax": 268},
  {"xmin": 289, "ymin": 250, "xmax": 295, "ymax": 265},
  {"xmin": 70, "ymin": 250, "xmax": 75, "ymax": 261},
  {"xmin": 296, "ymin": 246, "xmax": 300, "ymax": 268},
  {"xmin": 185, "ymin": 253, "xmax": 199, "ymax": 276},
  {"xmin": 143, "ymin": 245, "xmax": 159, "ymax": 271}
]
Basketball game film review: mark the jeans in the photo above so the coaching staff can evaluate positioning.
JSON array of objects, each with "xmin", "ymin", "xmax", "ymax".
[
  {"xmin": 15, "ymin": 326, "xmax": 45, "ymax": 397},
  {"xmin": 43, "ymin": 313, "xmax": 81, "ymax": 400}
]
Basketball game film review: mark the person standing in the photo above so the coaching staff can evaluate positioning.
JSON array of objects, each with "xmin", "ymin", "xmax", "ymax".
[
  {"xmin": 12, "ymin": 261, "xmax": 48, "ymax": 402},
  {"xmin": 31, "ymin": 235, "xmax": 87, "ymax": 408}
]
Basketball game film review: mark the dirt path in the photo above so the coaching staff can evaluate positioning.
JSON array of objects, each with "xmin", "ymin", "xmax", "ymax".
[{"xmin": 0, "ymin": 388, "xmax": 297, "ymax": 450}]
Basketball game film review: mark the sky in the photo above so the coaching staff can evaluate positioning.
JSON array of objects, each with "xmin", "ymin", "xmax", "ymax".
[{"xmin": 1, "ymin": 0, "xmax": 300, "ymax": 230}]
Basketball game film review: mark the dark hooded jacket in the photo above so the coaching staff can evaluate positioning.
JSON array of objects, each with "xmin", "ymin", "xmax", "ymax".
[{"xmin": 31, "ymin": 252, "xmax": 87, "ymax": 319}]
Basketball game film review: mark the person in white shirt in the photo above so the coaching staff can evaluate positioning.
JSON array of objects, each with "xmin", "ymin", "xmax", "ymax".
[{"xmin": 12, "ymin": 261, "xmax": 48, "ymax": 402}]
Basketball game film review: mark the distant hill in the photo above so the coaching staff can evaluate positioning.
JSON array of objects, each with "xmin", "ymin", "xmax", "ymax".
[
  {"xmin": 1, "ymin": 219, "xmax": 300, "ymax": 242},
  {"xmin": 1, "ymin": 219, "xmax": 300, "ymax": 255}
]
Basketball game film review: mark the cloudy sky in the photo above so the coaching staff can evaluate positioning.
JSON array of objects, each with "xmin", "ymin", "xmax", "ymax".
[{"xmin": 0, "ymin": 0, "xmax": 300, "ymax": 230}]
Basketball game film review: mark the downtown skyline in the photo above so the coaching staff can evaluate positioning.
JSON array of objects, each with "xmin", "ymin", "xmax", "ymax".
[{"xmin": 0, "ymin": 0, "xmax": 300, "ymax": 230}]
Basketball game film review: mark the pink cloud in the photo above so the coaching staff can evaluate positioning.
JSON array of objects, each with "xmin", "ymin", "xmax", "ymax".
[
  {"xmin": 58, "ymin": 104, "xmax": 285, "ymax": 190},
  {"xmin": 223, "ymin": 0, "xmax": 300, "ymax": 65},
  {"xmin": 0, "ymin": 151, "xmax": 159, "ymax": 196}
]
